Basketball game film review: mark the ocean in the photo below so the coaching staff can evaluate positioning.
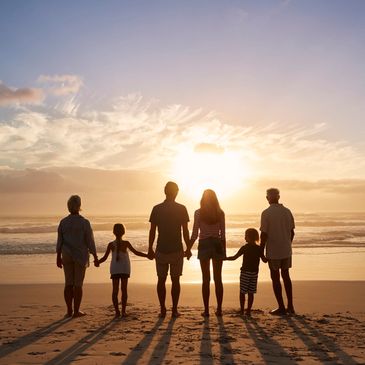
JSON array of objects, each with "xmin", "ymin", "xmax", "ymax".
[{"xmin": 0, "ymin": 213, "xmax": 364, "ymax": 284}]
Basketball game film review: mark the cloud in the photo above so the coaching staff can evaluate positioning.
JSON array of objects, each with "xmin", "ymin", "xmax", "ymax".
[
  {"xmin": 194, "ymin": 143, "xmax": 224, "ymax": 154},
  {"xmin": 38, "ymin": 74, "xmax": 83, "ymax": 96},
  {"xmin": 0, "ymin": 167, "xmax": 163, "ymax": 193},
  {"xmin": 0, "ymin": 82, "xmax": 44, "ymax": 106},
  {"xmin": 0, "ymin": 93, "xmax": 364, "ymax": 183}
]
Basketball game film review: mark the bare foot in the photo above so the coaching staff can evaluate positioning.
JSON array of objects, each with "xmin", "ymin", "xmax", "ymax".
[
  {"xmin": 72, "ymin": 311, "xmax": 87, "ymax": 318},
  {"xmin": 159, "ymin": 307, "xmax": 167, "ymax": 318},
  {"xmin": 201, "ymin": 311, "xmax": 209, "ymax": 317},
  {"xmin": 269, "ymin": 308, "xmax": 286, "ymax": 316},
  {"xmin": 121, "ymin": 312, "xmax": 128, "ymax": 318},
  {"xmin": 245, "ymin": 310, "xmax": 251, "ymax": 317},
  {"xmin": 64, "ymin": 312, "xmax": 72, "ymax": 318},
  {"xmin": 215, "ymin": 310, "xmax": 223, "ymax": 317},
  {"xmin": 171, "ymin": 311, "xmax": 181, "ymax": 318},
  {"xmin": 287, "ymin": 306, "xmax": 295, "ymax": 315}
]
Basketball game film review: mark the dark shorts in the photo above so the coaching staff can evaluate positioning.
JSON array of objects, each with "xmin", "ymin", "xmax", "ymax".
[
  {"xmin": 155, "ymin": 250, "xmax": 184, "ymax": 278},
  {"xmin": 268, "ymin": 257, "xmax": 292, "ymax": 271},
  {"xmin": 110, "ymin": 273, "xmax": 130, "ymax": 279},
  {"xmin": 197, "ymin": 237, "xmax": 225, "ymax": 261},
  {"xmin": 62, "ymin": 250, "xmax": 86, "ymax": 287}
]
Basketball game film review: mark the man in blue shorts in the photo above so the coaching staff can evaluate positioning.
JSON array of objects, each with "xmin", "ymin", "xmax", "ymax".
[
  {"xmin": 260, "ymin": 188, "xmax": 295, "ymax": 315},
  {"xmin": 148, "ymin": 181, "xmax": 190, "ymax": 318}
]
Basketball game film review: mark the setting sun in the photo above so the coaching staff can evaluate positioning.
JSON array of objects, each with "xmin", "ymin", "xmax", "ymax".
[{"xmin": 171, "ymin": 146, "xmax": 249, "ymax": 200}]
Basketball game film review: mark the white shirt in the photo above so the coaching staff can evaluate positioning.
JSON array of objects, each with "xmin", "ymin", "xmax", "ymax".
[
  {"xmin": 110, "ymin": 240, "xmax": 131, "ymax": 275},
  {"xmin": 260, "ymin": 203, "xmax": 295, "ymax": 260}
]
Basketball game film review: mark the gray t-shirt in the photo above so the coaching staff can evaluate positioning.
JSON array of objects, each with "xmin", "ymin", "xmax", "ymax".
[
  {"xmin": 56, "ymin": 214, "xmax": 97, "ymax": 267},
  {"xmin": 149, "ymin": 200, "xmax": 189, "ymax": 254},
  {"xmin": 260, "ymin": 204, "xmax": 295, "ymax": 260}
]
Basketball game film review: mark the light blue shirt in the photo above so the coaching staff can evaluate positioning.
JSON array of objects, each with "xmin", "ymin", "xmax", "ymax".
[{"xmin": 56, "ymin": 214, "xmax": 97, "ymax": 267}]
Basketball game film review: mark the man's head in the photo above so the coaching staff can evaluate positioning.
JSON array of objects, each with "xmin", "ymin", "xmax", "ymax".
[
  {"xmin": 266, "ymin": 188, "xmax": 280, "ymax": 204},
  {"xmin": 164, "ymin": 181, "xmax": 179, "ymax": 200},
  {"xmin": 67, "ymin": 195, "xmax": 81, "ymax": 214}
]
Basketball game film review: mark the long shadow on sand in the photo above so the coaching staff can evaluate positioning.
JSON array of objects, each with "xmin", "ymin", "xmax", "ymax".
[
  {"xmin": 243, "ymin": 317, "xmax": 297, "ymax": 364},
  {"xmin": 217, "ymin": 316, "xmax": 236, "ymax": 364},
  {"xmin": 285, "ymin": 315, "xmax": 358, "ymax": 364},
  {"xmin": 121, "ymin": 317, "xmax": 164, "ymax": 365},
  {"xmin": 44, "ymin": 318, "xmax": 117, "ymax": 365},
  {"xmin": 0, "ymin": 317, "xmax": 71, "ymax": 358},
  {"xmin": 146, "ymin": 317, "xmax": 176, "ymax": 364},
  {"xmin": 200, "ymin": 318, "xmax": 213, "ymax": 365}
]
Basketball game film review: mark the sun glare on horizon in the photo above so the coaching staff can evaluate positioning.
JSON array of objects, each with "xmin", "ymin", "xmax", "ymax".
[{"xmin": 171, "ymin": 146, "xmax": 249, "ymax": 200}]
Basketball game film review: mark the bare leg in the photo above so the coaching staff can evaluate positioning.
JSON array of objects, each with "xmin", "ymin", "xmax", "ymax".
[
  {"xmin": 213, "ymin": 259, "xmax": 223, "ymax": 316},
  {"xmin": 112, "ymin": 278, "xmax": 120, "ymax": 317},
  {"xmin": 171, "ymin": 276, "xmax": 181, "ymax": 317},
  {"xmin": 240, "ymin": 292, "xmax": 245, "ymax": 315},
  {"xmin": 121, "ymin": 278, "xmax": 128, "ymax": 316},
  {"xmin": 281, "ymin": 269, "xmax": 294, "ymax": 313},
  {"xmin": 270, "ymin": 269, "xmax": 286, "ymax": 314},
  {"xmin": 247, "ymin": 293, "xmax": 254, "ymax": 316},
  {"xmin": 64, "ymin": 285, "xmax": 73, "ymax": 316},
  {"xmin": 73, "ymin": 286, "xmax": 85, "ymax": 317},
  {"xmin": 200, "ymin": 259, "xmax": 211, "ymax": 316},
  {"xmin": 157, "ymin": 276, "xmax": 167, "ymax": 317}
]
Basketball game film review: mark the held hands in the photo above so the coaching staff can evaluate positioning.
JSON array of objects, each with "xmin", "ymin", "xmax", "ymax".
[
  {"xmin": 147, "ymin": 249, "xmax": 155, "ymax": 260},
  {"xmin": 261, "ymin": 255, "xmax": 268, "ymax": 263},
  {"xmin": 184, "ymin": 249, "xmax": 192, "ymax": 260},
  {"xmin": 93, "ymin": 256, "xmax": 100, "ymax": 267}
]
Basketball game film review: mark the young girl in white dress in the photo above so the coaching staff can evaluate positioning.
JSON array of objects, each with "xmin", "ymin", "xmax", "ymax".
[{"xmin": 98, "ymin": 223, "xmax": 149, "ymax": 317}]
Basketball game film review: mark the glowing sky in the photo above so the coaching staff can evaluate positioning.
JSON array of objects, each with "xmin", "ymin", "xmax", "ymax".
[{"xmin": 0, "ymin": 0, "xmax": 364, "ymax": 214}]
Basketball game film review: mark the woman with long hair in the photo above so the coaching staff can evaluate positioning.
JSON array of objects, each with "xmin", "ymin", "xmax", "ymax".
[{"xmin": 186, "ymin": 189, "xmax": 226, "ymax": 316}]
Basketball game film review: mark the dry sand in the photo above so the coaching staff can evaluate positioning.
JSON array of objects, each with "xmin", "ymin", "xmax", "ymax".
[{"xmin": 0, "ymin": 281, "xmax": 364, "ymax": 364}]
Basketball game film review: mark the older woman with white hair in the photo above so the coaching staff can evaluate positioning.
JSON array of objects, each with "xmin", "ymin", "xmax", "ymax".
[{"xmin": 56, "ymin": 195, "xmax": 99, "ymax": 318}]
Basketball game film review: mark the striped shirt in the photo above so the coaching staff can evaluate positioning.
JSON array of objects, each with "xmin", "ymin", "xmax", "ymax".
[{"xmin": 190, "ymin": 209, "xmax": 225, "ymax": 242}]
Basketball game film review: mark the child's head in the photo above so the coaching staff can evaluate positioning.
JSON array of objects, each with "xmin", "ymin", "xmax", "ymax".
[
  {"xmin": 113, "ymin": 223, "xmax": 125, "ymax": 238},
  {"xmin": 245, "ymin": 228, "xmax": 259, "ymax": 244}
]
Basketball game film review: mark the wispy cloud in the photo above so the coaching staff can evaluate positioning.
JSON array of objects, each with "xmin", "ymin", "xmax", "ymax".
[
  {"xmin": 38, "ymin": 74, "xmax": 83, "ymax": 96},
  {"xmin": 0, "ymin": 93, "xmax": 364, "ymax": 182},
  {"xmin": 0, "ymin": 82, "xmax": 44, "ymax": 106}
]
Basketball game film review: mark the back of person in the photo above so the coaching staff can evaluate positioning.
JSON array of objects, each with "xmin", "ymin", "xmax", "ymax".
[
  {"xmin": 261, "ymin": 204, "xmax": 294, "ymax": 260},
  {"xmin": 150, "ymin": 200, "xmax": 189, "ymax": 254},
  {"xmin": 110, "ymin": 240, "xmax": 131, "ymax": 276},
  {"xmin": 241, "ymin": 243, "xmax": 261, "ymax": 273},
  {"xmin": 58, "ymin": 214, "xmax": 93, "ymax": 266}
]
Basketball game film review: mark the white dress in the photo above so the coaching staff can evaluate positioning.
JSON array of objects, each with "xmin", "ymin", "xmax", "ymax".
[{"xmin": 110, "ymin": 240, "xmax": 131, "ymax": 277}]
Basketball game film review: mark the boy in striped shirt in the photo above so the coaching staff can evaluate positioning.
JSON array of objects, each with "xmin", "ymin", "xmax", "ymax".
[{"xmin": 225, "ymin": 228, "xmax": 267, "ymax": 316}]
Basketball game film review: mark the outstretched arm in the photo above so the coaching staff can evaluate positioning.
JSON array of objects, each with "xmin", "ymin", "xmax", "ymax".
[
  {"xmin": 128, "ymin": 242, "xmax": 148, "ymax": 258},
  {"xmin": 98, "ymin": 243, "xmax": 112, "ymax": 264},
  {"xmin": 225, "ymin": 246, "xmax": 244, "ymax": 261}
]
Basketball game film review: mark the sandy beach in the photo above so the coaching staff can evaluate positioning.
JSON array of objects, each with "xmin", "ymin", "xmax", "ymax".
[{"xmin": 1, "ymin": 281, "xmax": 364, "ymax": 364}]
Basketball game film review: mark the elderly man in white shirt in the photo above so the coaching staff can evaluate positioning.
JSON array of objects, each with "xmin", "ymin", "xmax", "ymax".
[
  {"xmin": 260, "ymin": 188, "xmax": 295, "ymax": 315},
  {"xmin": 56, "ymin": 195, "xmax": 99, "ymax": 318}
]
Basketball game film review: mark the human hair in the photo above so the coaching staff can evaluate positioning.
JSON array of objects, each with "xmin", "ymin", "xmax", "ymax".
[
  {"xmin": 266, "ymin": 188, "xmax": 280, "ymax": 197},
  {"xmin": 67, "ymin": 195, "xmax": 81, "ymax": 214},
  {"xmin": 113, "ymin": 223, "xmax": 125, "ymax": 261},
  {"xmin": 199, "ymin": 189, "xmax": 224, "ymax": 224},
  {"xmin": 245, "ymin": 228, "xmax": 259, "ymax": 243},
  {"xmin": 164, "ymin": 181, "xmax": 179, "ymax": 198}
]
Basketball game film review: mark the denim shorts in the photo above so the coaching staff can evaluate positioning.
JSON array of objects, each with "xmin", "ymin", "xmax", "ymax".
[{"xmin": 197, "ymin": 237, "xmax": 224, "ymax": 261}]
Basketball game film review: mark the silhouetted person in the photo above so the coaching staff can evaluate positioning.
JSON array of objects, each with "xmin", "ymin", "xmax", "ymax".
[
  {"xmin": 186, "ymin": 189, "xmax": 225, "ymax": 317},
  {"xmin": 260, "ymin": 188, "xmax": 295, "ymax": 315},
  {"xmin": 98, "ymin": 223, "xmax": 149, "ymax": 318},
  {"xmin": 225, "ymin": 228, "xmax": 266, "ymax": 316},
  {"xmin": 148, "ymin": 181, "xmax": 190, "ymax": 317},
  {"xmin": 56, "ymin": 195, "xmax": 99, "ymax": 318}
]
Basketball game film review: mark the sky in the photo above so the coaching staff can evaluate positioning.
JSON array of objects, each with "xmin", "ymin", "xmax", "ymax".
[{"xmin": 0, "ymin": 0, "xmax": 364, "ymax": 215}]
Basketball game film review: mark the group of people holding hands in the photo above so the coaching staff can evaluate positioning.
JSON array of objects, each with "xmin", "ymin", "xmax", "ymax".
[{"xmin": 56, "ymin": 182, "xmax": 295, "ymax": 319}]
